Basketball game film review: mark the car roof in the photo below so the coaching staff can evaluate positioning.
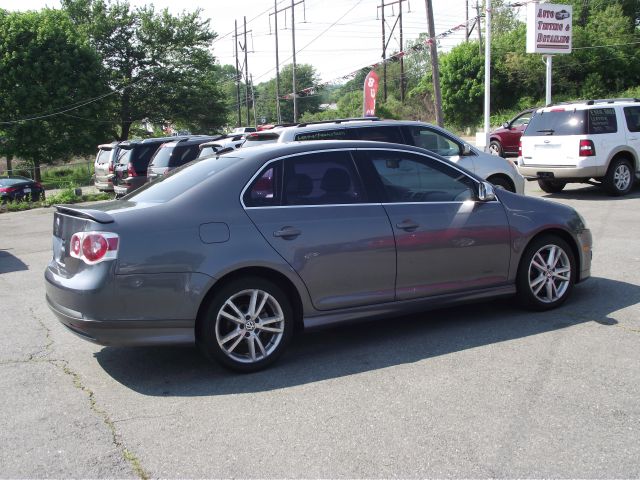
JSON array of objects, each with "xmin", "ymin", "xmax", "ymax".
[
  {"xmin": 162, "ymin": 135, "xmax": 221, "ymax": 147},
  {"xmin": 537, "ymin": 98, "xmax": 640, "ymax": 112}
]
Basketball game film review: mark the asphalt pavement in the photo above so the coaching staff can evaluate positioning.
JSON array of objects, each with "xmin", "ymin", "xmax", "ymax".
[{"xmin": 1, "ymin": 180, "xmax": 639, "ymax": 478}]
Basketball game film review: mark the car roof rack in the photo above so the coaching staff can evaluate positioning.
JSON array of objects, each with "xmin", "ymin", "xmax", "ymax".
[
  {"xmin": 295, "ymin": 117, "xmax": 380, "ymax": 128},
  {"xmin": 548, "ymin": 98, "xmax": 640, "ymax": 107}
]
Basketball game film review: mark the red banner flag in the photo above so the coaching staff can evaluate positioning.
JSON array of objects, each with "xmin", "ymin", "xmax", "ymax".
[{"xmin": 363, "ymin": 71, "xmax": 380, "ymax": 117}]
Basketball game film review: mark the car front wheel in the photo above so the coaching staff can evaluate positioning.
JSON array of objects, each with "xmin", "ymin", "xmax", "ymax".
[
  {"xmin": 516, "ymin": 235, "xmax": 575, "ymax": 311},
  {"xmin": 489, "ymin": 140, "xmax": 504, "ymax": 157},
  {"xmin": 198, "ymin": 277, "xmax": 294, "ymax": 372}
]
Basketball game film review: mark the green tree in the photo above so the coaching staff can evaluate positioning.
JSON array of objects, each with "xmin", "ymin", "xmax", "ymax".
[
  {"xmin": 63, "ymin": 0, "xmax": 227, "ymax": 139},
  {"xmin": 0, "ymin": 9, "xmax": 110, "ymax": 180},
  {"xmin": 255, "ymin": 63, "xmax": 323, "ymax": 124}
]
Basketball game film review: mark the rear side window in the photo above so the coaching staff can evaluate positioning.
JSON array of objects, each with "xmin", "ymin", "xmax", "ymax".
[
  {"xmin": 283, "ymin": 151, "xmax": 366, "ymax": 206},
  {"xmin": 356, "ymin": 126, "xmax": 404, "ymax": 143},
  {"xmin": 624, "ymin": 106, "xmax": 640, "ymax": 133},
  {"xmin": 149, "ymin": 144, "xmax": 174, "ymax": 167},
  {"xmin": 244, "ymin": 166, "xmax": 280, "ymax": 207},
  {"xmin": 588, "ymin": 108, "xmax": 617, "ymax": 134},
  {"xmin": 294, "ymin": 129, "xmax": 353, "ymax": 141},
  {"xmin": 523, "ymin": 110, "xmax": 587, "ymax": 136},
  {"xmin": 169, "ymin": 146, "xmax": 199, "ymax": 167}
]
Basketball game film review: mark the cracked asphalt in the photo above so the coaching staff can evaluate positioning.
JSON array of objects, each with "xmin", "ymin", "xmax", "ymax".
[{"xmin": 1, "ymin": 181, "xmax": 639, "ymax": 478}]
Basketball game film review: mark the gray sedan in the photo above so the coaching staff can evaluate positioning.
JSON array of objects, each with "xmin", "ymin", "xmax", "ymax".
[{"xmin": 45, "ymin": 141, "xmax": 592, "ymax": 372}]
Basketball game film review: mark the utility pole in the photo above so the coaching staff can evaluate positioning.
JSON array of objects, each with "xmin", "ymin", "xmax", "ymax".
[
  {"xmin": 244, "ymin": 16, "xmax": 251, "ymax": 126},
  {"xmin": 377, "ymin": 0, "xmax": 408, "ymax": 102},
  {"xmin": 476, "ymin": 1, "xmax": 483, "ymax": 53},
  {"xmin": 234, "ymin": 20, "xmax": 241, "ymax": 127},
  {"xmin": 425, "ymin": 0, "xmax": 444, "ymax": 126},
  {"xmin": 483, "ymin": 0, "xmax": 491, "ymax": 140},
  {"xmin": 233, "ymin": 18, "xmax": 253, "ymax": 126},
  {"xmin": 291, "ymin": 0, "xmax": 298, "ymax": 122},
  {"xmin": 271, "ymin": 0, "xmax": 304, "ymax": 123},
  {"xmin": 465, "ymin": 0, "xmax": 469, "ymax": 42},
  {"xmin": 250, "ymin": 74, "xmax": 258, "ymax": 127},
  {"xmin": 269, "ymin": 0, "xmax": 282, "ymax": 123}
]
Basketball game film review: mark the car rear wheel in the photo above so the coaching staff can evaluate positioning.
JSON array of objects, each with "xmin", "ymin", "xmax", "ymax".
[
  {"xmin": 537, "ymin": 179, "xmax": 566, "ymax": 193},
  {"xmin": 489, "ymin": 140, "xmax": 504, "ymax": 157},
  {"xmin": 516, "ymin": 235, "xmax": 575, "ymax": 311},
  {"xmin": 198, "ymin": 277, "xmax": 293, "ymax": 372},
  {"xmin": 603, "ymin": 157, "xmax": 633, "ymax": 196}
]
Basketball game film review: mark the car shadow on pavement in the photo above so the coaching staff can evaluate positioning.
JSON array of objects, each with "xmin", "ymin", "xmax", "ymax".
[
  {"xmin": 538, "ymin": 184, "xmax": 640, "ymax": 200},
  {"xmin": 0, "ymin": 249, "xmax": 29, "ymax": 274},
  {"xmin": 94, "ymin": 276, "xmax": 636, "ymax": 396}
]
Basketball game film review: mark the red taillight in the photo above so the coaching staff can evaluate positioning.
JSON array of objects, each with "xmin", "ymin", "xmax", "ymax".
[
  {"xmin": 0, "ymin": 187, "xmax": 17, "ymax": 193},
  {"xmin": 69, "ymin": 232, "xmax": 119, "ymax": 265},
  {"xmin": 579, "ymin": 139, "xmax": 595, "ymax": 157},
  {"xmin": 518, "ymin": 141, "xmax": 522, "ymax": 157},
  {"xmin": 108, "ymin": 161, "xmax": 114, "ymax": 173},
  {"xmin": 127, "ymin": 163, "xmax": 136, "ymax": 177}
]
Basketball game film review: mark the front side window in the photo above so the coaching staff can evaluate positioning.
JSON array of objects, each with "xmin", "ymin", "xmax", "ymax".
[
  {"xmin": 512, "ymin": 113, "xmax": 532, "ymax": 127},
  {"xmin": 404, "ymin": 126, "xmax": 461, "ymax": 157},
  {"xmin": 623, "ymin": 106, "xmax": 640, "ymax": 133},
  {"xmin": 368, "ymin": 151, "xmax": 475, "ymax": 203},
  {"xmin": 588, "ymin": 108, "xmax": 617, "ymax": 134},
  {"xmin": 283, "ymin": 151, "xmax": 366, "ymax": 206}
]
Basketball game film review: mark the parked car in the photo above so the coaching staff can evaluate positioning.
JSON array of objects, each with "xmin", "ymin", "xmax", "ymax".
[
  {"xmin": 197, "ymin": 135, "xmax": 245, "ymax": 158},
  {"xmin": 113, "ymin": 137, "xmax": 184, "ymax": 197},
  {"xmin": 147, "ymin": 136, "xmax": 218, "ymax": 181},
  {"xmin": 519, "ymin": 98, "xmax": 640, "ymax": 195},
  {"xmin": 94, "ymin": 142, "xmax": 121, "ymax": 192},
  {"xmin": 231, "ymin": 126, "xmax": 257, "ymax": 134},
  {"xmin": 0, "ymin": 176, "xmax": 45, "ymax": 203},
  {"xmin": 489, "ymin": 108, "xmax": 535, "ymax": 158},
  {"xmin": 243, "ymin": 118, "xmax": 525, "ymax": 193},
  {"xmin": 45, "ymin": 140, "xmax": 592, "ymax": 372}
]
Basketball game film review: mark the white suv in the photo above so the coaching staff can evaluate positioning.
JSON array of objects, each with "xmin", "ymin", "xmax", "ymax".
[
  {"xmin": 242, "ymin": 118, "xmax": 525, "ymax": 194},
  {"xmin": 518, "ymin": 99, "xmax": 640, "ymax": 196}
]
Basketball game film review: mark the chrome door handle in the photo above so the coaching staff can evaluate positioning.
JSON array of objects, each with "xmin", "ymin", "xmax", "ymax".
[
  {"xmin": 274, "ymin": 227, "xmax": 301, "ymax": 239},
  {"xmin": 396, "ymin": 220, "xmax": 419, "ymax": 231}
]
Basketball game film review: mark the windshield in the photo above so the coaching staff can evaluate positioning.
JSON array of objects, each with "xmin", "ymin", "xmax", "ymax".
[
  {"xmin": 524, "ymin": 110, "xmax": 587, "ymax": 136},
  {"xmin": 126, "ymin": 155, "xmax": 242, "ymax": 203}
]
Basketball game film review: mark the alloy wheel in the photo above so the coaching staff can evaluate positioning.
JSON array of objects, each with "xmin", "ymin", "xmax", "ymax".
[
  {"xmin": 527, "ymin": 244, "xmax": 571, "ymax": 304},
  {"xmin": 215, "ymin": 288, "xmax": 285, "ymax": 364},
  {"xmin": 613, "ymin": 163, "xmax": 631, "ymax": 192}
]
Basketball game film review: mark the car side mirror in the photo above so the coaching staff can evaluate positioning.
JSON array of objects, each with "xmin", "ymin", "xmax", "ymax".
[
  {"xmin": 477, "ymin": 181, "xmax": 496, "ymax": 202},
  {"xmin": 462, "ymin": 144, "xmax": 472, "ymax": 155},
  {"xmin": 502, "ymin": 122, "xmax": 510, "ymax": 129}
]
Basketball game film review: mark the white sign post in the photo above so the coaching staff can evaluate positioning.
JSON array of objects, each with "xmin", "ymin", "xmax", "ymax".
[{"xmin": 526, "ymin": 3, "xmax": 573, "ymax": 105}]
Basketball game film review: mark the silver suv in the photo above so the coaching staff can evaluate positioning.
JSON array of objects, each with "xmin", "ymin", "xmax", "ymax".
[
  {"xmin": 519, "ymin": 99, "xmax": 640, "ymax": 195},
  {"xmin": 242, "ymin": 118, "xmax": 525, "ymax": 194}
]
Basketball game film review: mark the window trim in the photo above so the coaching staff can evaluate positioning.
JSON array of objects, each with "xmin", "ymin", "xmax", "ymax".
[{"xmin": 241, "ymin": 147, "xmax": 490, "ymax": 209}]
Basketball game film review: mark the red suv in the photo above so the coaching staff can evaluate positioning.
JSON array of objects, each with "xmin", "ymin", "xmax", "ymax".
[{"xmin": 489, "ymin": 109, "xmax": 535, "ymax": 158}]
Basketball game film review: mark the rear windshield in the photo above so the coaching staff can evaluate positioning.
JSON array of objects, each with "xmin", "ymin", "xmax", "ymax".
[
  {"xmin": 126, "ymin": 155, "xmax": 241, "ymax": 203},
  {"xmin": 150, "ymin": 145, "xmax": 199, "ymax": 168},
  {"xmin": 242, "ymin": 135, "xmax": 279, "ymax": 148},
  {"xmin": 120, "ymin": 144, "xmax": 162, "ymax": 170},
  {"xmin": 96, "ymin": 148, "xmax": 113, "ymax": 164},
  {"xmin": 523, "ymin": 110, "xmax": 587, "ymax": 136}
]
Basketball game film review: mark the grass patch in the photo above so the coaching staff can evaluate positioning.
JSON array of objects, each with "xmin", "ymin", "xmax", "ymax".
[
  {"xmin": 40, "ymin": 163, "xmax": 94, "ymax": 190},
  {"xmin": 0, "ymin": 186, "xmax": 113, "ymax": 214}
]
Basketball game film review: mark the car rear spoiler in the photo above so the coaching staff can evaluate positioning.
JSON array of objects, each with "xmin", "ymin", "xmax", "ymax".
[{"xmin": 55, "ymin": 205, "xmax": 115, "ymax": 224}]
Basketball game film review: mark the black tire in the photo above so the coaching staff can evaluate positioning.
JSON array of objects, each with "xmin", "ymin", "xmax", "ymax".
[
  {"xmin": 489, "ymin": 140, "xmax": 504, "ymax": 157},
  {"xmin": 516, "ymin": 235, "xmax": 576, "ymax": 311},
  {"xmin": 197, "ymin": 277, "xmax": 294, "ymax": 372},
  {"xmin": 537, "ymin": 178, "xmax": 566, "ymax": 193},
  {"xmin": 487, "ymin": 175, "xmax": 515, "ymax": 192},
  {"xmin": 603, "ymin": 157, "xmax": 634, "ymax": 196}
]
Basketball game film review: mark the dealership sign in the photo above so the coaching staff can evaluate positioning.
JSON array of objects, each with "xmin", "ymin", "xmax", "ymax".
[{"xmin": 526, "ymin": 3, "xmax": 573, "ymax": 54}]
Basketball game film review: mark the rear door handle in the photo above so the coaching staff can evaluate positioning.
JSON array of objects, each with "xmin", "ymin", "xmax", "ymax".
[
  {"xmin": 396, "ymin": 220, "xmax": 419, "ymax": 231},
  {"xmin": 274, "ymin": 227, "xmax": 302, "ymax": 239}
]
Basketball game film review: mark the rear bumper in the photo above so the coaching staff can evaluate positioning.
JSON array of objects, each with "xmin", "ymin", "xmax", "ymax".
[
  {"xmin": 94, "ymin": 179, "xmax": 114, "ymax": 191},
  {"xmin": 46, "ymin": 294, "xmax": 195, "ymax": 346},
  {"xmin": 517, "ymin": 165, "xmax": 600, "ymax": 180}
]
